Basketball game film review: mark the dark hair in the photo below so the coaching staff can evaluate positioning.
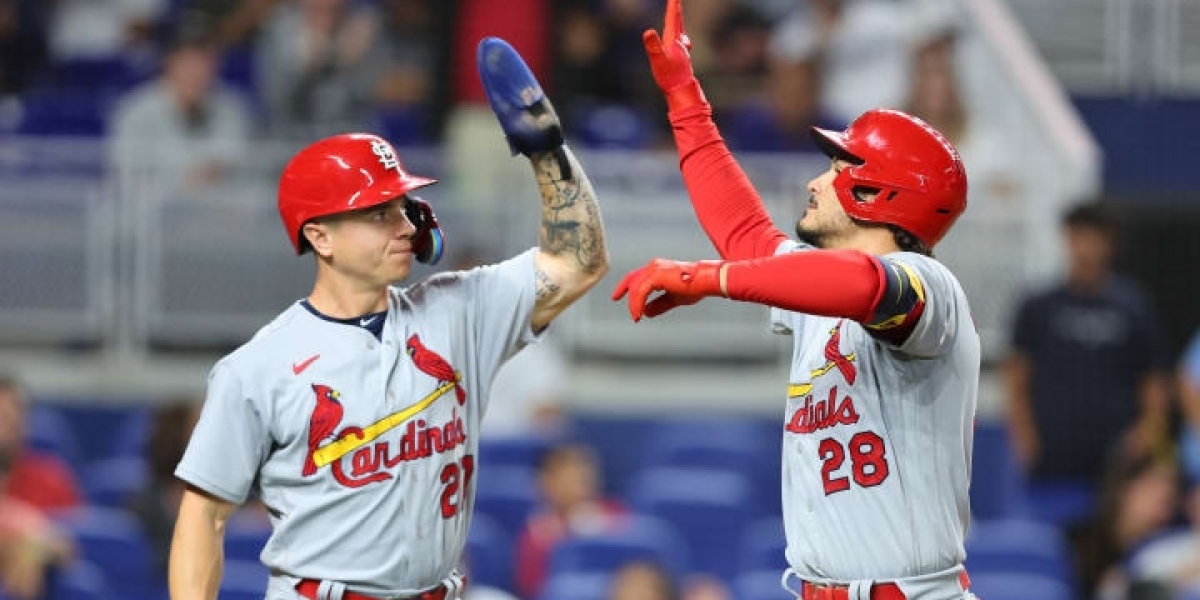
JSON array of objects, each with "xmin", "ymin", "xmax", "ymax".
[
  {"xmin": 888, "ymin": 224, "xmax": 932, "ymax": 257},
  {"xmin": 148, "ymin": 398, "xmax": 201, "ymax": 484},
  {"xmin": 1062, "ymin": 201, "xmax": 1118, "ymax": 236},
  {"xmin": 536, "ymin": 441, "xmax": 595, "ymax": 473}
]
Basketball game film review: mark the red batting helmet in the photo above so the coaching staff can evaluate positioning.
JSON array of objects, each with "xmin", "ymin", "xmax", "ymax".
[
  {"xmin": 810, "ymin": 109, "xmax": 967, "ymax": 247},
  {"xmin": 277, "ymin": 133, "xmax": 437, "ymax": 254}
]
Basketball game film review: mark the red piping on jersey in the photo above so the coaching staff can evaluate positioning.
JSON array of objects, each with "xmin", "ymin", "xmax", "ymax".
[
  {"xmin": 723, "ymin": 250, "xmax": 888, "ymax": 323},
  {"xmin": 669, "ymin": 103, "xmax": 790, "ymax": 261}
]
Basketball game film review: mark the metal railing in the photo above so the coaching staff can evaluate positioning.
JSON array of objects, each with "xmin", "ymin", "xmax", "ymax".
[{"xmin": 0, "ymin": 132, "xmax": 1085, "ymax": 364}]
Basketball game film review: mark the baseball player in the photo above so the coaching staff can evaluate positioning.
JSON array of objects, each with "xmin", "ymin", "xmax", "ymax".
[
  {"xmin": 612, "ymin": 1, "xmax": 980, "ymax": 599},
  {"xmin": 168, "ymin": 37, "xmax": 609, "ymax": 600}
]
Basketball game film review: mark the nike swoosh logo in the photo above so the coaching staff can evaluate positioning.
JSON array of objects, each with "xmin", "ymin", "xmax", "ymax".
[
  {"xmin": 359, "ymin": 316, "xmax": 378, "ymax": 327},
  {"xmin": 292, "ymin": 354, "xmax": 320, "ymax": 375}
]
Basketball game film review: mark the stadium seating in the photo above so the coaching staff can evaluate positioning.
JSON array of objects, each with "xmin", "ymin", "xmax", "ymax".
[
  {"xmin": 27, "ymin": 404, "xmax": 82, "ymax": 465},
  {"xmin": 628, "ymin": 466, "xmax": 755, "ymax": 580},
  {"xmin": 969, "ymin": 421, "xmax": 1027, "ymax": 520},
  {"xmin": 732, "ymin": 569, "xmax": 792, "ymax": 600},
  {"xmin": 537, "ymin": 571, "xmax": 611, "ymax": 600},
  {"xmin": 45, "ymin": 560, "xmax": 112, "ymax": 600},
  {"xmin": 465, "ymin": 513, "xmax": 516, "ymax": 593},
  {"xmin": 81, "ymin": 455, "xmax": 147, "ymax": 507},
  {"xmin": 56, "ymin": 506, "xmax": 160, "ymax": 598},
  {"xmin": 547, "ymin": 514, "xmax": 691, "ymax": 578},
  {"xmin": 965, "ymin": 518, "xmax": 1077, "ymax": 593},
  {"xmin": 479, "ymin": 436, "xmax": 556, "ymax": 471},
  {"xmin": 968, "ymin": 572, "xmax": 1074, "ymax": 600},
  {"xmin": 737, "ymin": 517, "xmax": 788, "ymax": 574},
  {"xmin": 219, "ymin": 559, "xmax": 271, "ymax": 600},
  {"xmin": 473, "ymin": 465, "xmax": 541, "ymax": 537},
  {"xmin": 1024, "ymin": 479, "xmax": 1096, "ymax": 527}
]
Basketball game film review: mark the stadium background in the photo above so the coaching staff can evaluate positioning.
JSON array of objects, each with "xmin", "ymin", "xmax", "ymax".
[{"xmin": 1, "ymin": 0, "xmax": 1200, "ymax": 599}]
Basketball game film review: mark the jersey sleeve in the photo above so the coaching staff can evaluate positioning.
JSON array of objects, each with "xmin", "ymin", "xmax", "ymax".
[
  {"xmin": 769, "ymin": 239, "xmax": 814, "ymax": 336},
  {"xmin": 879, "ymin": 253, "xmax": 971, "ymax": 358},
  {"xmin": 465, "ymin": 248, "xmax": 542, "ymax": 384},
  {"xmin": 175, "ymin": 361, "xmax": 271, "ymax": 504}
]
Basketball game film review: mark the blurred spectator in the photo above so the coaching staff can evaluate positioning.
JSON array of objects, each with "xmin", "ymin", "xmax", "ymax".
[
  {"xmin": 606, "ymin": 560, "xmax": 678, "ymax": 600},
  {"xmin": 1071, "ymin": 449, "xmax": 1179, "ymax": 599},
  {"xmin": 515, "ymin": 442, "xmax": 626, "ymax": 599},
  {"xmin": 904, "ymin": 25, "xmax": 1019, "ymax": 203},
  {"xmin": 1121, "ymin": 476, "xmax": 1200, "ymax": 598},
  {"xmin": 681, "ymin": 575, "xmax": 733, "ymax": 600},
  {"xmin": 180, "ymin": 0, "xmax": 280, "ymax": 49},
  {"xmin": 0, "ymin": 376, "xmax": 81, "ymax": 513},
  {"xmin": 127, "ymin": 398, "xmax": 201, "ymax": 577},
  {"xmin": 0, "ymin": 376, "xmax": 76, "ymax": 600},
  {"xmin": 0, "ymin": 0, "xmax": 46, "ymax": 98},
  {"xmin": 703, "ymin": 4, "xmax": 771, "ymax": 110},
  {"xmin": 108, "ymin": 18, "xmax": 251, "ymax": 190},
  {"xmin": 0, "ymin": 493, "xmax": 74, "ymax": 600},
  {"xmin": 439, "ymin": 0, "xmax": 552, "ymax": 251},
  {"xmin": 719, "ymin": 55, "xmax": 844, "ymax": 153},
  {"xmin": 1179, "ymin": 331, "xmax": 1200, "ymax": 482},
  {"xmin": 371, "ymin": 0, "xmax": 440, "ymax": 145},
  {"xmin": 1005, "ymin": 203, "xmax": 1171, "ymax": 499},
  {"xmin": 769, "ymin": 0, "xmax": 916, "ymax": 125},
  {"xmin": 257, "ymin": 0, "xmax": 384, "ymax": 141},
  {"xmin": 47, "ymin": 0, "xmax": 165, "ymax": 60}
]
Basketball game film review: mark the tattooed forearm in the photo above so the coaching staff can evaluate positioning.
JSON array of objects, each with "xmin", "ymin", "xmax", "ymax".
[
  {"xmin": 532, "ymin": 147, "xmax": 607, "ymax": 275},
  {"xmin": 534, "ymin": 267, "xmax": 561, "ymax": 301}
]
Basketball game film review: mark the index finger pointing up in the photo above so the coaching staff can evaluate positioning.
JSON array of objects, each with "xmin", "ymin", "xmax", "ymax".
[{"xmin": 663, "ymin": 0, "xmax": 685, "ymax": 44}]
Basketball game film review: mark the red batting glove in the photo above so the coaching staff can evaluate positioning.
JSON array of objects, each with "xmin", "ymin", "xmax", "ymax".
[
  {"xmin": 643, "ymin": 0, "xmax": 707, "ymax": 112},
  {"xmin": 611, "ymin": 259, "xmax": 726, "ymax": 322}
]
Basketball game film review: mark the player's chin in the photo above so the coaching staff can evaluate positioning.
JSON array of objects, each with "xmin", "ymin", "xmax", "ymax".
[{"xmin": 383, "ymin": 251, "xmax": 414, "ymax": 279}]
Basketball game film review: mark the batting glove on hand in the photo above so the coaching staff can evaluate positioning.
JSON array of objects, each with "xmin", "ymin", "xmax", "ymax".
[
  {"xmin": 644, "ymin": 0, "xmax": 706, "ymax": 111},
  {"xmin": 612, "ymin": 259, "xmax": 726, "ymax": 322},
  {"xmin": 477, "ymin": 37, "xmax": 564, "ymax": 157}
]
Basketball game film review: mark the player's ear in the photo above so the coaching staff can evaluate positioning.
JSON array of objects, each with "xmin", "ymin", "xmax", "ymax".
[{"xmin": 303, "ymin": 221, "xmax": 335, "ymax": 258}]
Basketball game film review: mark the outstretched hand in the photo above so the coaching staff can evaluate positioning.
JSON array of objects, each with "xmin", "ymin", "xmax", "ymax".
[
  {"xmin": 477, "ymin": 37, "xmax": 564, "ymax": 156},
  {"xmin": 643, "ymin": 0, "xmax": 696, "ymax": 93},
  {"xmin": 611, "ymin": 258, "xmax": 726, "ymax": 322}
]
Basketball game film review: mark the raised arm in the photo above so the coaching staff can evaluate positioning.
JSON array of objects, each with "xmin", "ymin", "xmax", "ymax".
[
  {"xmin": 477, "ymin": 38, "xmax": 610, "ymax": 332},
  {"xmin": 527, "ymin": 148, "xmax": 608, "ymax": 330},
  {"xmin": 643, "ymin": 0, "xmax": 788, "ymax": 260}
]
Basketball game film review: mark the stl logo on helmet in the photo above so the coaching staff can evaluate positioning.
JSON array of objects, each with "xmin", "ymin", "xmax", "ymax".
[{"xmin": 371, "ymin": 138, "xmax": 401, "ymax": 172}]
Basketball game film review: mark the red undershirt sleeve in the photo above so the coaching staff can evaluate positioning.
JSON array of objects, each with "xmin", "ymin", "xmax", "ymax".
[
  {"xmin": 722, "ymin": 249, "xmax": 889, "ymax": 323},
  {"xmin": 668, "ymin": 101, "xmax": 790, "ymax": 261}
]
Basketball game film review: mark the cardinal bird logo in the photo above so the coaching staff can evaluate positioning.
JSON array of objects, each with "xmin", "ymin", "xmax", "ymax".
[
  {"xmin": 406, "ymin": 334, "xmax": 466, "ymax": 405},
  {"xmin": 787, "ymin": 320, "xmax": 858, "ymax": 398},
  {"xmin": 823, "ymin": 321, "xmax": 857, "ymax": 385},
  {"xmin": 303, "ymin": 384, "xmax": 345, "ymax": 476}
]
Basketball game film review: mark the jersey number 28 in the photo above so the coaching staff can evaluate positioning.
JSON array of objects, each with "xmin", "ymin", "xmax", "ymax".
[
  {"xmin": 818, "ymin": 431, "xmax": 889, "ymax": 495},
  {"xmin": 439, "ymin": 454, "xmax": 475, "ymax": 518}
]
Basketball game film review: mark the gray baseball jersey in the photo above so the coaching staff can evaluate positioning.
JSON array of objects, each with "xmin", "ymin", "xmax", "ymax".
[
  {"xmin": 176, "ymin": 249, "xmax": 541, "ymax": 597},
  {"xmin": 771, "ymin": 241, "xmax": 979, "ymax": 583}
]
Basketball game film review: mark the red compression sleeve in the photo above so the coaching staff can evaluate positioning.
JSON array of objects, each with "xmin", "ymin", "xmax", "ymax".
[
  {"xmin": 722, "ymin": 250, "xmax": 889, "ymax": 323},
  {"xmin": 669, "ymin": 95, "xmax": 789, "ymax": 261}
]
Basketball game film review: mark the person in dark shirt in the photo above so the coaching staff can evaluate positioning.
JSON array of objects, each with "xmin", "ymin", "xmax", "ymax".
[{"xmin": 1006, "ymin": 202, "xmax": 1170, "ymax": 500}]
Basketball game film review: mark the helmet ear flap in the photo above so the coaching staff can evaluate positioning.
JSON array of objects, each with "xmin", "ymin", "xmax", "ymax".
[{"xmin": 406, "ymin": 197, "xmax": 445, "ymax": 265}]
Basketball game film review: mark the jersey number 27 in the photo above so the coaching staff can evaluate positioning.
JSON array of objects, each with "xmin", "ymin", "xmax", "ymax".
[
  {"xmin": 819, "ymin": 431, "xmax": 889, "ymax": 495},
  {"xmin": 439, "ymin": 454, "xmax": 475, "ymax": 518}
]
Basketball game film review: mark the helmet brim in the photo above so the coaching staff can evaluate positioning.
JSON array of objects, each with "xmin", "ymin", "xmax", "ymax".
[{"xmin": 810, "ymin": 127, "xmax": 864, "ymax": 165}]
